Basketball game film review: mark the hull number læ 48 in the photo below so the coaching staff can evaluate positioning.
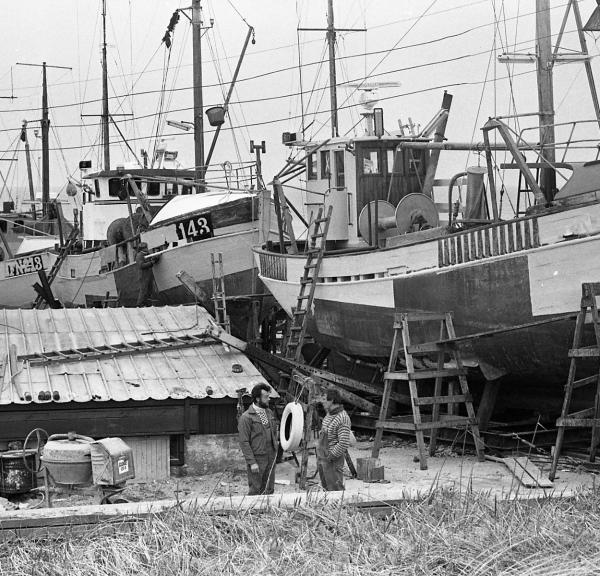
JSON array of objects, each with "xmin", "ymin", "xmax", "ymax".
[
  {"xmin": 6, "ymin": 254, "xmax": 44, "ymax": 278},
  {"xmin": 174, "ymin": 213, "xmax": 214, "ymax": 243}
]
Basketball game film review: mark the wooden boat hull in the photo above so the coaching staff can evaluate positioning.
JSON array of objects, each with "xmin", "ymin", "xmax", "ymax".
[
  {"xmin": 256, "ymin": 204, "xmax": 600, "ymax": 413},
  {"xmin": 0, "ymin": 252, "xmax": 58, "ymax": 308}
]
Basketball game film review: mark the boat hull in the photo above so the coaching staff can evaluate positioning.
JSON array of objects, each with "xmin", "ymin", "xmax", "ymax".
[{"xmin": 257, "ymin": 208, "xmax": 600, "ymax": 413}]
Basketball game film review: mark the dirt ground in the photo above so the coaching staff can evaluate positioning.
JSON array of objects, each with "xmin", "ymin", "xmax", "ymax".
[{"xmin": 3, "ymin": 438, "xmax": 596, "ymax": 511}]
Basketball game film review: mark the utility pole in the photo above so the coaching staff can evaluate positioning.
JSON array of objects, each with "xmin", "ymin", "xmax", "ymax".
[
  {"xmin": 17, "ymin": 61, "xmax": 71, "ymax": 217},
  {"xmin": 192, "ymin": 0, "xmax": 205, "ymax": 180},
  {"xmin": 101, "ymin": 0, "xmax": 110, "ymax": 171},
  {"xmin": 298, "ymin": 1, "xmax": 365, "ymax": 139}
]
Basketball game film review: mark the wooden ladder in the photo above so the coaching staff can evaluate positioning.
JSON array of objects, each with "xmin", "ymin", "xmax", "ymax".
[
  {"xmin": 211, "ymin": 252, "xmax": 230, "ymax": 333},
  {"xmin": 372, "ymin": 311, "xmax": 485, "ymax": 470},
  {"xmin": 549, "ymin": 282, "xmax": 600, "ymax": 481},
  {"xmin": 34, "ymin": 226, "xmax": 79, "ymax": 309},
  {"xmin": 284, "ymin": 205, "xmax": 332, "ymax": 362}
]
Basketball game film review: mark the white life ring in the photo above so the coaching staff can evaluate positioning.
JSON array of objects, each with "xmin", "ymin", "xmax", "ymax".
[{"xmin": 280, "ymin": 402, "xmax": 304, "ymax": 452}]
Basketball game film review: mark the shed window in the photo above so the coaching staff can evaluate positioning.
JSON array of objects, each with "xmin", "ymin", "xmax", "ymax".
[
  {"xmin": 307, "ymin": 152, "xmax": 317, "ymax": 180},
  {"xmin": 94, "ymin": 179, "xmax": 101, "ymax": 197},
  {"xmin": 320, "ymin": 150, "xmax": 331, "ymax": 179}
]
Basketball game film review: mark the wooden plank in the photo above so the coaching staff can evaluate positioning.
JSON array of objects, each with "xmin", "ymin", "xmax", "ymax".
[
  {"xmin": 486, "ymin": 455, "xmax": 553, "ymax": 488},
  {"xmin": 569, "ymin": 347, "xmax": 600, "ymax": 357},
  {"xmin": 406, "ymin": 341, "xmax": 456, "ymax": 354},
  {"xmin": 557, "ymin": 418, "xmax": 600, "ymax": 427},
  {"xmin": 413, "ymin": 394, "xmax": 470, "ymax": 406},
  {"xmin": 385, "ymin": 368, "xmax": 467, "ymax": 380}
]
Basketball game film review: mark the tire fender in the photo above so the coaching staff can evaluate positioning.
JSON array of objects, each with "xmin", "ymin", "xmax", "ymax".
[{"xmin": 280, "ymin": 402, "xmax": 304, "ymax": 452}]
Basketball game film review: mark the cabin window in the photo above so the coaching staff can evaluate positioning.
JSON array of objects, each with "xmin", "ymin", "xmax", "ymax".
[
  {"xmin": 0, "ymin": 220, "xmax": 5, "ymax": 233},
  {"xmin": 166, "ymin": 182, "xmax": 178, "ymax": 196},
  {"xmin": 408, "ymin": 151, "xmax": 422, "ymax": 175},
  {"xmin": 182, "ymin": 180, "xmax": 193, "ymax": 195},
  {"xmin": 362, "ymin": 149, "xmax": 380, "ymax": 174},
  {"xmin": 307, "ymin": 152, "xmax": 317, "ymax": 180},
  {"xmin": 94, "ymin": 179, "xmax": 101, "ymax": 197},
  {"xmin": 147, "ymin": 181, "xmax": 161, "ymax": 196},
  {"xmin": 334, "ymin": 150, "xmax": 345, "ymax": 189},
  {"xmin": 108, "ymin": 179, "xmax": 121, "ymax": 197},
  {"xmin": 320, "ymin": 150, "xmax": 331, "ymax": 179}
]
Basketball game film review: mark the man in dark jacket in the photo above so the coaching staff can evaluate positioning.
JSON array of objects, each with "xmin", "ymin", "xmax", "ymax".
[
  {"xmin": 135, "ymin": 242, "xmax": 157, "ymax": 306},
  {"xmin": 238, "ymin": 383, "xmax": 279, "ymax": 495},
  {"xmin": 317, "ymin": 387, "xmax": 352, "ymax": 491}
]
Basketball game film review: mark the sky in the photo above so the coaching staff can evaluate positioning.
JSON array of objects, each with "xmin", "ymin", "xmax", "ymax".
[{"xmin": 0, "ymin": 0, "xmax": 599, "ymax": 210}]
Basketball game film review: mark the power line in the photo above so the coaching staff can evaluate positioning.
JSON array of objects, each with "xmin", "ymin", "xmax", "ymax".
[
  {"xmin": 0, "ymin": 1, "xmax": 570, "ymax": 116},
  {"xmin": 0, "ymin": 67, "xmax": 540, "ymax": 156}
]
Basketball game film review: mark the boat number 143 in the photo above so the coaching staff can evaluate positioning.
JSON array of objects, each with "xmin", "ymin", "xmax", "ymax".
[{"xmin": 174, "ymin": 213, "xmax": 213, "ymax": 243}]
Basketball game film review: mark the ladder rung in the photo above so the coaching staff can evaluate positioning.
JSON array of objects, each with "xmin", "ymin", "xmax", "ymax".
[
  {"xmin": 300, "ymin": 279, "xmax": 314, "ymax": 285},
  {"xmin": 407, "ymin": 342, "xmax": 457, "ymax": 354},
  {"xmin": 413, "ymin": 394, "xmax": 471, "ymax": 406},
  {"xmin": 297, "ymin": 295, "xmax": 310, "ymax": 300},
  {"xmin": 312, "ymin": 217, "xmax": 329, "ymax": 224},
  {"xmin": 293, "ymin": 309, "xmax": 307, "ymax": 316},
  {"xmin": 312, "ymin": 233, "xmax": 325, "ymax": 238},
  {"xmin": 377, "ymin": 415, "xmax": 474, "ymax": 431},
  {"xmin": 557, "ymin": 417, "xmax": 600, "ymax": 427},
  {"xmin": 305, "ymin": 263, "xmax": 318, "ymax": 269},
  {"xmin": 569, "ymin": 346, "xmax": 600, "ymax": 358},
  {"xmin": 573, "ymin": 375, "xmax": 599, "ymax": 389},
  {"xmin": 385, "ymin": 368, "xmax": 467, "ymax": 380},
  {"xmin": 290, "ymin": 326, "xmax": 303, "ymax": 332}
]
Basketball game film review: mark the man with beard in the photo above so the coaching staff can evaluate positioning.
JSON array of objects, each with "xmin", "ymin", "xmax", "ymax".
[{"xmin": 238, "ymin": 383, "xmax": 279, "ymax": 495}]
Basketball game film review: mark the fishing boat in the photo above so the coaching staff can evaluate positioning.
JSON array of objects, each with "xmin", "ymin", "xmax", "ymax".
[
  {"xmin": 48, "ymin": 1, "xmax": 278, "ymax": 340},
  {"xmin": 255, "ymin": 0, "xmax": 600, "ymax": 415}
]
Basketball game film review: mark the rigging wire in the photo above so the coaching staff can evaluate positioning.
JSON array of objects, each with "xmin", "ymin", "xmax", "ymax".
[{"xmin": 0, "ymin": 2, "xmax": 572, "ymax": 116}]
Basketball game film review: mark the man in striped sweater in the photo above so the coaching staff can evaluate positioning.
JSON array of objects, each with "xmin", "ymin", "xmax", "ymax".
[{"xmin": 317, "ymin": 388, "xmax": 352, "ymax": 491}]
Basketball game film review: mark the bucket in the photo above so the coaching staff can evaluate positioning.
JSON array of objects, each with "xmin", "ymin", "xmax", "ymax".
[
  {"xmin": 0, "ymin": 450, "xmax": 37, "ymax": 495},
  {"xmin": 205, "ymin": 106, "xmax": 226, "ymax": 127},
  {"xmin": 41, "ymin": 433, "xmax": 94, "ymax": 485}
]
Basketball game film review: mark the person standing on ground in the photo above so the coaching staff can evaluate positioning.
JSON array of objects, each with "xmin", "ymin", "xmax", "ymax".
[
  {"xmin": 318, "ymin": 388, "xmax": 352, "ymax": 491},
  {"xmin": 238, "ymin": 383, "xmax": 279, "ymax": 495}
]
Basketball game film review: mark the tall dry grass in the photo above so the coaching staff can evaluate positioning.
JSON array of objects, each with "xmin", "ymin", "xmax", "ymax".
[{"xmin": 3, "ymin": 488, "xmax": 600, "ymax": 575}]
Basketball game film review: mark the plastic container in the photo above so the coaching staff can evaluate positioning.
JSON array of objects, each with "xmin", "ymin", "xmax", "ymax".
[
  {"xmin": 90, "ymin": 438, "xmax": 135, "ymax": 486},
  {"xmin": 41, "ymin": 433, "xmax": 93, "ymax": 485}
]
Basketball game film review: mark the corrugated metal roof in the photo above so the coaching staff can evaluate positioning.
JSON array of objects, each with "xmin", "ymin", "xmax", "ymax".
[{"xmin": 0, "ymin": 306, "xmax": 267, "ymax": 405}]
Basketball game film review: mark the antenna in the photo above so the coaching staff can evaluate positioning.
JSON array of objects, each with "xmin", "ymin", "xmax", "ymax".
[{"xmin": 344, "ymin": 82, "xmax": 401, "ymax": 135}]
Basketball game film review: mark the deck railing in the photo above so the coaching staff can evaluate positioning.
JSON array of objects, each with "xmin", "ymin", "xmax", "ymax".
[
  {"xmin": 438, "ymin": 217, "xmax": 540, "ymax": 267},
  {"xmin": 258, "ymin": 250, "xmax": 288, "ymax": 281}
]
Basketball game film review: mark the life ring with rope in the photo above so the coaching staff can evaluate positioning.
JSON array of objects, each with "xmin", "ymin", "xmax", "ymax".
[{"xmin": 279, "ymin": 402, "xmax": 304, "ymax": 452}]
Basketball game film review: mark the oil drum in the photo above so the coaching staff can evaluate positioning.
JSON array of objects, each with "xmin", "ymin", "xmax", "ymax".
[{"xmin": 0, "ymin": 450, "xmax": 37, "ymax": 495}]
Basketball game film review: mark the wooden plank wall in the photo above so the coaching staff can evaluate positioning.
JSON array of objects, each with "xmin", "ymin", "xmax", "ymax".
[{"xmin": 123, "ymin": 436, "xmax": 170, "ymax": 482}]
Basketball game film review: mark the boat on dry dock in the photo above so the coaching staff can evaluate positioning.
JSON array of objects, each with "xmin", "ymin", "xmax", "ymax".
[{"xmin": 255, "ymin": 0, "xmax": 600, "ymax": 414}]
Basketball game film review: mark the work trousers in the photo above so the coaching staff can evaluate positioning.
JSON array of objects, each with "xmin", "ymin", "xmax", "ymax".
[
  {"xmin": 247, "ymin": 451, "xmax": 277, "ymax": 495},
  {"xmin": 317, "ymin": 454, "xmax": 345, "ymax": 491}
]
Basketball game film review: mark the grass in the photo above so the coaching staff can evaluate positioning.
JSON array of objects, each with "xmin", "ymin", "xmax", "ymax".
[{"xmin": 3, "ymin": 487, "xmax": 600, "ymax": 575}]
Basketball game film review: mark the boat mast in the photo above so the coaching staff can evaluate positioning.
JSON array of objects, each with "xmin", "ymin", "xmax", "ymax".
[
  {"xmin": 326, "ymin": 0, "xmax": 338, "ymax": 138},
  {"xmin": 21, "ymin": 120, "xmax": 36, "ymax": 220},
  {"xmin": 16, "ymin": 61, "xmax": 71, "ymax": 217},
  {"xmin": 536, "ymin": 0, "xmax": 556, "ymax": 202},
  {"xmin": 192, "ymin": 0, "xmax": 205, "ymax": 180},
  {"xmin": 101, "ymin": 0, "xmax": 110, "ymax": 171},
  {"xmin": 298, "ymin": 1, "xmax": 364, "ymax": 139}
]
